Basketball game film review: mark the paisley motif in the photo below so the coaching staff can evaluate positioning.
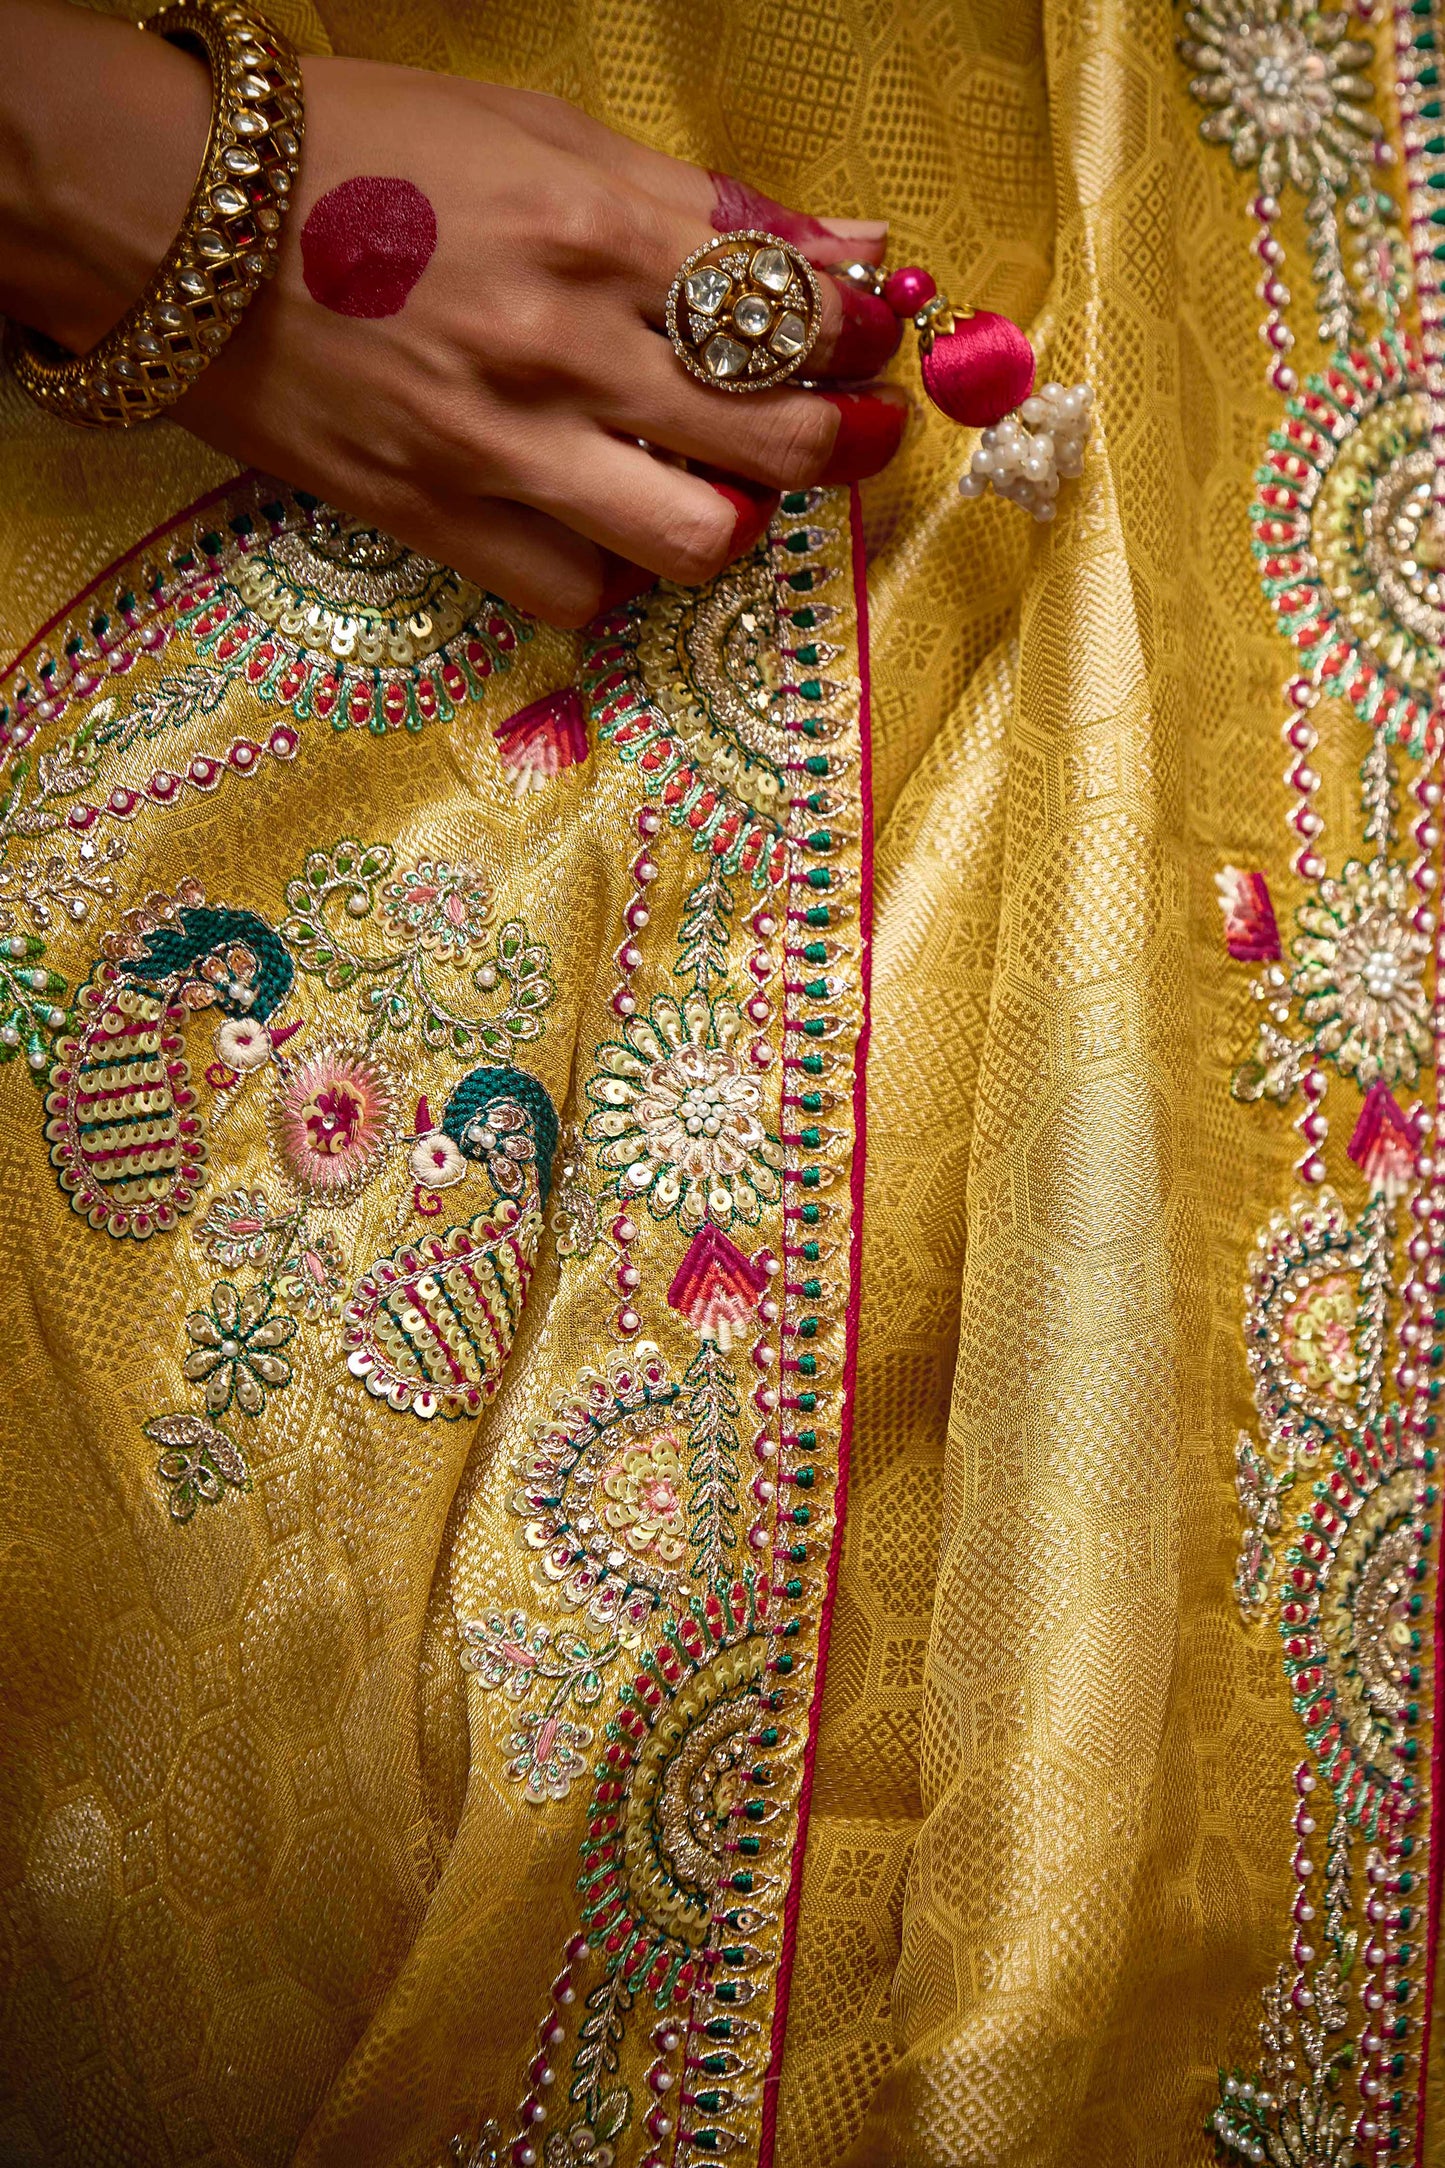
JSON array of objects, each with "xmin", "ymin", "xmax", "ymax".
[
  {"xmin": 42, "ymin": 968, "xmax": 204, "ymax": 1238},
  {"xmin": 343, "ymin": 1201, "xmax": 542, "ymax": 1420}
]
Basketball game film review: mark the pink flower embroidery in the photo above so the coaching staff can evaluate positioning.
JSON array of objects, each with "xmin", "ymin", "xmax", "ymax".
[
  {"xmin": 493, "ymin": 687, "xmax": 589, "ymax": 796},
  {"xmin": 1216, "ymin": 865, "xmax": 1281, "ymax": 962},
  {"xmin": 270, "ymin": 1042, "xmax": 398, "ymax": 1201}
]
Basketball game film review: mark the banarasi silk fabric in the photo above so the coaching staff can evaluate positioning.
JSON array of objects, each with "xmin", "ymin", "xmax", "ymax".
[{"xmin": 3, "ymin": 2, "xmax": 1445, "ymax": 2167}]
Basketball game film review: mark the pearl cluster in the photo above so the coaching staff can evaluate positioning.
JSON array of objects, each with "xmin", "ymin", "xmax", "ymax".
[{"xmin": 957, "ymin": 381, "xmax": 1094, "ymax": 520}]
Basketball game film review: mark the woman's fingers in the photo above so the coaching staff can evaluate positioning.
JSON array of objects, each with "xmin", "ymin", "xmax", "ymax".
[
  {"xmin": 607, "ymin": 189, "xmax": 899, "ymax": 390},
  {"xmin": 498, "ymin": 90, "xmax": 889, "ymax": 271},
  {"xmin": 517, "ymin": 429, "xmax": 751, "ymax": 584},
  {"xmin": 598, "ymin": 326, "xmax": 911, "ymax": 488},
  {"xmin": 378, "ymin": 486, "xmax": 609, "ymax": 629}
]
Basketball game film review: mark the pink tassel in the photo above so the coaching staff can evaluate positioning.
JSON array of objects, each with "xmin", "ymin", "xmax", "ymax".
[{"xmin": 919, "ymin": 310, "xmax": 1036, "ymax": 428}]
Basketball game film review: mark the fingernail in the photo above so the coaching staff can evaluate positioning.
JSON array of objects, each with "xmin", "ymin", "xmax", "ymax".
[
  {"xmin": 597, "ymin": 555, "xmax": 658, "ymax": 612},
  {"xmin": 818, "ymin": 217, "xmax": 890, "ymax": 241},
  {"xmin": 816, "ymin": 387, "xmax": 909, "ymax": 485},
  {"xmin": 828, "ymin": 280, "xmax": 903, "ymax": 379},
  {"xmin": 698, "ymin": 468, "xmax": 781, "ymax": 559},
  {"xmin": 710, "ymin": 174, "xmax": 887, "ymax": 254}
]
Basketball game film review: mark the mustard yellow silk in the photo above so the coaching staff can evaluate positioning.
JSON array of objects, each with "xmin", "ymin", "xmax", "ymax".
[{"xmin": 0, "ymin": 4, "xmax": 1435, "ymax": 2167}]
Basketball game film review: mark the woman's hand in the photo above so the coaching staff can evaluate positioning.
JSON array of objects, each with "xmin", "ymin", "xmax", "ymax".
[{"xmin": 0, "ymin": 8, "xmax": 908, "ymax": 625}]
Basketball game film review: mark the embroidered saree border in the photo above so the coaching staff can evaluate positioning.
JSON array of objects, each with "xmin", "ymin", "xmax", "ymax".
[
  {"xmin": 1178, "ymin": 4, "xmax": 1445, "ymax": 2160},
  {"xmin": 0, "ymin": 473, "xmax": 870, "ymax": 2168},
  {"xmin": 756, "ymin": 488, "xmax": 873, "ymax": 2168}
]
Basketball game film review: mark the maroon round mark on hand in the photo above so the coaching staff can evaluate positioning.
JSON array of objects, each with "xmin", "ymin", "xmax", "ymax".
[{"xmin": 301, "ymin": 176, "xmax": 437, "ymax": 319}]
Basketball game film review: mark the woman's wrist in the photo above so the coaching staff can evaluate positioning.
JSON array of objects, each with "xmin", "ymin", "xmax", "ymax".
[{"xmin": 0, "ymin": 0, "xmax": 210, "ymax": 353}]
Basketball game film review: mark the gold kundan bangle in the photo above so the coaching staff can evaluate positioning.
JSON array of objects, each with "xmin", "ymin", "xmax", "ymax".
[{"xmin": 4, "ymin": 0, "xmax": 303, "ymax": 428}]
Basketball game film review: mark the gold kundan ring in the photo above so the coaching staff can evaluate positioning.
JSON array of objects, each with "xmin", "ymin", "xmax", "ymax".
[{"xmin": 665, "ymin": 231, "xmax": 822, "ymax": 393}]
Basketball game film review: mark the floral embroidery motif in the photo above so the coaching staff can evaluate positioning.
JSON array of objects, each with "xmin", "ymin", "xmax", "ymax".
[
  {"xmin": 280, "ymin": 838, "xmax": 554, "ymax": 1056},
  {"xmin": 275, "ymin": 1226, "xmax": 348, "ymax": 1319},
  {"xmin": 460, "ymin": 1610, "xmax": 620, "ymax": 1805},
  {"xmin": 0, "ymin": 927, "xmax": 70, "ymax": 1083},
  {"xmin": 196, "ymin": 1187, "xmax": 274, "ymax": 1267},
  {"xmin": 410, "ymin": 1124, "xmax": 468, "ymax": 1191},
  {"xmin": 268, "ymin": 1039, "xmax": 400, "ymax": 1204},
  {"xmin": 143, "ymin": 1411, "xmax": 250, "ymax": 1521},
  {"xmin": 182, "ymin": 1279, "xmax": 296, "ymax": 1418},
  {"xmin": 1293, "ymin": 859, "xmax": 1431, "ymax": 1086},
  {"xmin": 585, "ymin": 994, "xmax": 783, "ymax": 1231},
  {"xmin": 576, "ymin": 1582, "xmax": 772, "ymax": 2006},
  {"xmin": 1252, "ymin": 336, "xmax": 1440, "ymax": 756},
  {"xmin": 1278, "ymin": 1271, "xmax": 1359, "ymax": 1402},
  {"xmin": 600, "ymin": 1428, "xmax": 689, "ymax": 1564},
  {"xmin": 380, "ymin": 859, "xmax": 492, "ymax": 959},
  {"xmin": 173, "ymin": 493, "xmax": 528, "ymax": 737},
  {"xmin": 1179, "ymin": 0, "xmax": 1381, "ymax": 195},
  {"xmin": 1234, "ymin": 848, "xmax": 1433, "ymax": 1103}
]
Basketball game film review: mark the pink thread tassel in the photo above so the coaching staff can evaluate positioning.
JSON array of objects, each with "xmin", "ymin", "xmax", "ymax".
[{"xmin": 919, "ymin": 309, "xmax": 1036, "ymax": 428}]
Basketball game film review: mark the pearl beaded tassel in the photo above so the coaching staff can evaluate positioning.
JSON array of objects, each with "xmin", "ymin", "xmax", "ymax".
[
  {"xmin": 836, "ymin": 258, "xmax": 1095, "ymax": 518},
  {"xmin": 957, "ymin": 381, "xmax": 1094, "ymax": 521}
]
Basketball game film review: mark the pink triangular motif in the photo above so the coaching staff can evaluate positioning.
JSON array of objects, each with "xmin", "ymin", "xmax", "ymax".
[
  {"xmin": 1215, "ymin": 865, "xmax": 1281, "ymax": 962},
  {"xmin": 493, "ymin": 686, "xmax": 589, "ymax": 796},
  {"xmin": 667, "ymin": 1224, "xmax": 769, "ymax": 1347},
  {"xmin": 1348, "ymin": 1079, "xmax": 1417, "ymax": 1201}
]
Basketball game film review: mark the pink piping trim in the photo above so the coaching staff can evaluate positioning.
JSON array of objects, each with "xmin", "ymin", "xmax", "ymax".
[
  {"xmin": 1415, "ymin": 800, "xmax": 1445, "ymax": 2163},
  {"xmin": 1415, "ymin": 1548, "xmax": 1443, "ymax": 2161},
  {"xmin": 756, "ymin": 482, "xmax": 874, "ymax": 2167},
  {"xmin": 0, "ymin": 475, "xmax": 243, "ymax": 686}
]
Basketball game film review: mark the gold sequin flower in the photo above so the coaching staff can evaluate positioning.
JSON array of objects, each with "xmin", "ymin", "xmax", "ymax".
[
  {"xmin": 183, "ymin": 1280, "xmax": 296, "ymax": 1417},
  {"xmin": 599, "ymin": 1429, "xmax": 688, "ymax": 1562},
  {"xmin": 585, "ymin": 993, "xmax": 783, "ymax": 1230},
  {"xmin": 1293, "ymin": 858, "xmax": 1432, "ymax": 1087},
  {"xmin": 1179, "ymin": 0, "xmax": 1381, "ymax": 195}
]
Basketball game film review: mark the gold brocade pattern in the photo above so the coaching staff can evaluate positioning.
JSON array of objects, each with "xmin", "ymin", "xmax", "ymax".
[{"xmin": 1, "ymin": 8, "xmax": 1440, "ymax": 2168}]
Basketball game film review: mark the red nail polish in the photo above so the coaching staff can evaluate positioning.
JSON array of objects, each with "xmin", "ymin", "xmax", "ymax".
[
  {"xmin": 828, "ymin": 281, "xmax": 903, "ymax": 379},
  {"xmin": 597, "ymin": 556, "xmax": 658, "ymax": 612},
  {"xmin": 699, "ymin": 470, "xmax": 781, "ymax": 558},
  {"xmin": 816, "ymin": 389, "xmax": 908, "ymax": 485}
]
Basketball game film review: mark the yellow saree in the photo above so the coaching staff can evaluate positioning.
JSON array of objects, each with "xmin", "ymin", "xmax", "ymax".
[{"xmin": 1, "ymin": 2, "xmax": 1442, "ymax": 2165}]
